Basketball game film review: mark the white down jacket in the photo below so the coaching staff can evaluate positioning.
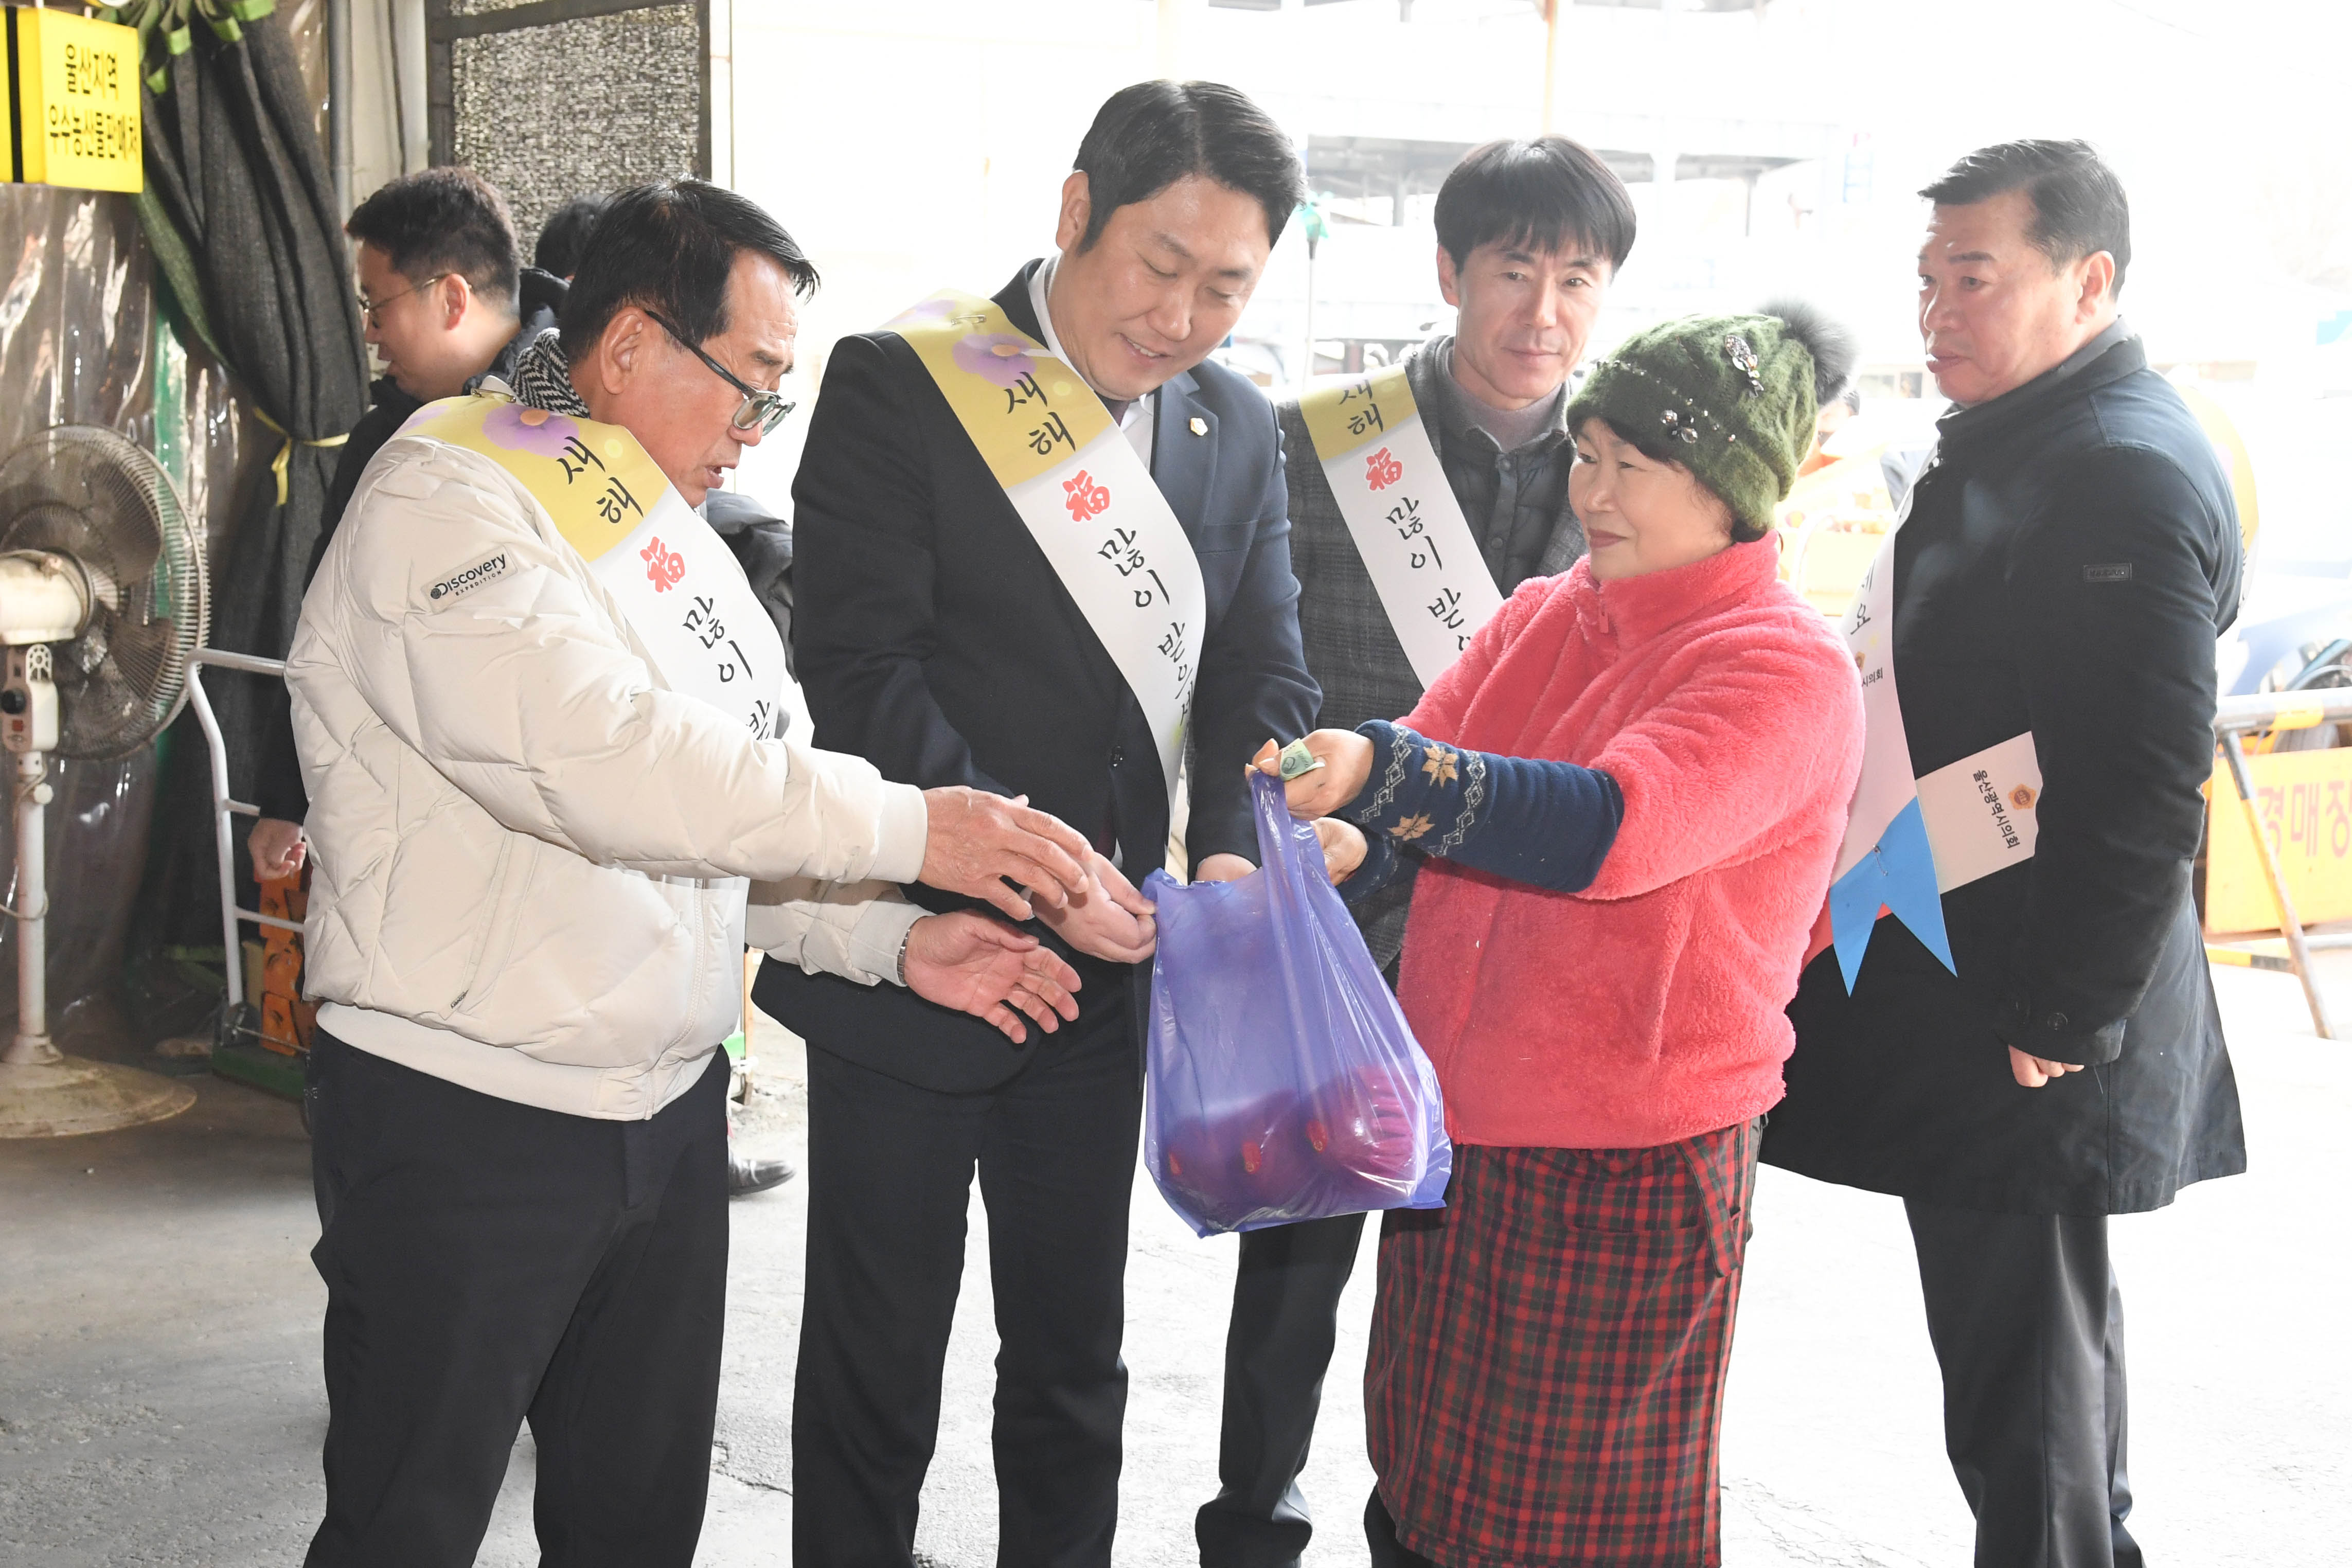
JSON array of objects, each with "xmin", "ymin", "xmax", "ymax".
[{"xmin": 288, "ymin": 427, "xmax": 929, "ymax": 1119}]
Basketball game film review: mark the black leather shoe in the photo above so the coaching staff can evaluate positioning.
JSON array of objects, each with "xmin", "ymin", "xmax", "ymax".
[{"xmin": 728, "ymin": 1150, "xmax": 795, "ymax": 1198}]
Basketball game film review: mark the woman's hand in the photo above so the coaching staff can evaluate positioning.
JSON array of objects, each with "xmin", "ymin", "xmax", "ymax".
[
  {"xmin": 1248, "ymin": 729, "xmax": 1378, "ymax": 820},
  {"xmin": 903, "ymin": 912, "xmax": 1083, "ymax": 1044},
  {"xmin": 1312, "ymin": 818, "xmax": 1367, "ymax": 884},
  {"xmin": 1036, "ymin": 852, "xmax": 1158, "ymax": 964}
]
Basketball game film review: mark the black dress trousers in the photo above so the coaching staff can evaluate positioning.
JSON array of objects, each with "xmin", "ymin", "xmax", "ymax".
[
  {"xmin": 1905, "ymin": 1201, "xmax": 2139, "ymax": 1568},
  {"xmin": 1196, "ymin": 955, "xmax": 1397, "ymax": 1568},
  {"xmin": 1196, "ymin": 1210, "xmax": 1368, "ymax": 1567},
  {"xmin": 1362, "ymin": 1488, "xmax": 1439, "ymax": 1568},
  {"xmin": 793, "ymin": 974, "xmax": 1144, "ymax": 1568},
  {"xmin": 302, "ymin": 1029, "xmax": 729, "ymax": 1568}
]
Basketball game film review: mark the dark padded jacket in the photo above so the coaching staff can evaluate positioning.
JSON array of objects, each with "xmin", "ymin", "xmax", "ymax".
[
  {"xmin": 255, "ymin": 268, "xmax": 566, "ymax": 824},
  {"xmin": 1763, "ymin": 326, "xmax": 2247, "ymax": 1215}
]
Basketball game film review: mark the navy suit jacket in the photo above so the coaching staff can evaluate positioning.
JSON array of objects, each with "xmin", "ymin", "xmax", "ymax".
[{"xmin": 756, "ymin": 260, "xmax": 1318, "ymax": 1091}]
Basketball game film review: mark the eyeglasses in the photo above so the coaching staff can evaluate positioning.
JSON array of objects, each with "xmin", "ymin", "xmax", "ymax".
[
  {"xmin": 642, "ymin": 309, "xmax": 798, "ymax": 435},
  {"xmin": 357, "ymin": 273, "xmax": 448, "ymax": 330}
]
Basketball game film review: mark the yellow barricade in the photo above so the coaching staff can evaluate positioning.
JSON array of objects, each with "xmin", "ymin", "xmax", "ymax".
[
  {"xmin": 1774, "ymin": 446, "xmax": 1896, "ymax": 620},
  {"xmin": 2206, "ymin": 744, "xmax": 2352, "ymax": 934}
]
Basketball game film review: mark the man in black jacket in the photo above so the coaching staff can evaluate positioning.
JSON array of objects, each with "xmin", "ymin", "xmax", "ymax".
[
  {"xmin": 763, "ymin": 80, "xmax": 1319, "ymax": 1566},
  {"xmin": 248, "ymin": 168, "xmax": 562, "ymax": 879},
  {"xmin": 1763, "ymin": 141, "xmax": 2245, "ymax": 1568}
]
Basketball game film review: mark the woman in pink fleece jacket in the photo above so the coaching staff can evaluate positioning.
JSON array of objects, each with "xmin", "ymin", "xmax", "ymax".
[{"xmin": 1269, "ymin": 306, "xmax": 1864, "ymax": 1568}]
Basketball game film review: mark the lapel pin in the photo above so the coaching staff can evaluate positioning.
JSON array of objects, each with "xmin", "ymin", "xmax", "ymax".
[{"xmin": 1188, "ymin": 417, "xmax": 1207, "ymax": 437}]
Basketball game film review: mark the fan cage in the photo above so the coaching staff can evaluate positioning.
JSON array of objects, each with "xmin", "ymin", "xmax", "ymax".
[{"xmin": 0, "ymin": 427, "xmax": 208, "ymax": 760}]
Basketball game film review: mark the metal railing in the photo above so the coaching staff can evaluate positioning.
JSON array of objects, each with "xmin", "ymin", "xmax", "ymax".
[{"xmin": 183, "ymin": 649, "xmax": 296, "ymax": 1020}]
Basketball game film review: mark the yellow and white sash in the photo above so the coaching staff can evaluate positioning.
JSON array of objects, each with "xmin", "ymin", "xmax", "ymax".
[
  {"xmin": 1297, "ymin": 362, "xmax": 1503, "ymax": 687},
  {"xmin": 413, "ymin": 394, "xmax": 787, "ymax": 736},
  {"xmin": 888, "ymin": 289, "xmax": 1206, "ymax": 804}
]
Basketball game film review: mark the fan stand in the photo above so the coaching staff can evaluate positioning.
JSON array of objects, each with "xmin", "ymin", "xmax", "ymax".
[{"xmin": 0, "ymin": 653, "xmax": 194, "ymax": 1138}]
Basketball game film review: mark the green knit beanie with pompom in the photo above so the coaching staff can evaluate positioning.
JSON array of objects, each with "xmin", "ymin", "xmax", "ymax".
[{"xmin": 1564, "ymin": 301, "xmax": 1857, "ymax": 536}]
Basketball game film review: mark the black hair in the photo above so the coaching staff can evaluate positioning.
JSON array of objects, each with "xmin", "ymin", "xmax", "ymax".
[
  {"xmin": 346, "ymin": 167, "xmax": 520, "ymax": 309},
  {"xmin": 534, "ymin": 193, "xmax": 608, "ymax": 278},
  {"xmin": 1593, "ymin": 417, "xmax": 1768, "ymax": 544},
  {"xmin": 1434, "ymin": 136, "xmax": 1637, "ymax": 274},
  {"xmin": 1071, "ymin": 80, "xmax": 1305, "ymax": 252},
  {"xmin": 1919, "ymin": 139, "xmax": 2130, "ymax": 296},
  {"xmin": 560, "ymin": 179, "xmax": 818, "ymax": 363}
]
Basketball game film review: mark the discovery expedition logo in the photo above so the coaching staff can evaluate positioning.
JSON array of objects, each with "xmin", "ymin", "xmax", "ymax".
[{"xmin": 427, "ymin": 553, "xmax": 509, "ymax": 604}]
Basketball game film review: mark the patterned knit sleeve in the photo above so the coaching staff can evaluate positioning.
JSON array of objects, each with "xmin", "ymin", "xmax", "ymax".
[
  {"xmin": 1341, "ymin": 720, "xmax": 1622, "ymax": 893},
  {"xmin": 1333, "ymin": 822, "xmax": 1403, "ymax": 904}
]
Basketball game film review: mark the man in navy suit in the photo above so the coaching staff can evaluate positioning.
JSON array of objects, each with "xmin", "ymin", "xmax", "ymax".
[{"xmin": 765, "ymin": 81, "xmax": 1319, "ymax": 1566}]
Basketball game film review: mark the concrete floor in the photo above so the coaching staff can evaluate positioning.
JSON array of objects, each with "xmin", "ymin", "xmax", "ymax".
[{"xmin": 3, "ymin": 956, "xmax": 2346, "ymax": 1567}]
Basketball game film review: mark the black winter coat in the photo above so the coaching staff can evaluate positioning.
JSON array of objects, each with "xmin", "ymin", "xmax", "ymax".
[{"xmin": 1761, "ymin": 327, "xmax": 2247, "ymax": 1215}]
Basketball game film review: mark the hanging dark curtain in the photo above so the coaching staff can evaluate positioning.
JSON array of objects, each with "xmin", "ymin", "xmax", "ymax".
[{"xmin": 115, "ymin": 0, "xmax": 368, "ymax": 960}]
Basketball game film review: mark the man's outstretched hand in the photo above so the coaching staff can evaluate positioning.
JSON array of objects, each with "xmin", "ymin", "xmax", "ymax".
[
  {"xmin": 1038, "ymin": 852, "xmax": 1159, "ymax": 964},
  {"xmin": 919, "ymin": 788, "xmax": 1092, "ymax": 922},
  {"xmin": 904, "ymin": 912, "xmax": 1083, "ymax": 1044}
]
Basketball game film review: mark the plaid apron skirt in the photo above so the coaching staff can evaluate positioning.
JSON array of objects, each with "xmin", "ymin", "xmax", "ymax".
[{"xmin": 1366, "ymin": 1119, "xmax": 1761, "ymax": 1567}]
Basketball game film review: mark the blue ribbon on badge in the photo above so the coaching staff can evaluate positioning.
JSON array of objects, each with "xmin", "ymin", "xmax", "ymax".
[{"xmin": 1828, "ymin": 796, "xmax": 1956, "ymax": 992}]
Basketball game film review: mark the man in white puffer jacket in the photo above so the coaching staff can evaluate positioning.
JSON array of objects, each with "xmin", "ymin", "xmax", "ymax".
[{"xmin": 287, "ymin": 180, "xmax": 1112, "ymax": 1568}]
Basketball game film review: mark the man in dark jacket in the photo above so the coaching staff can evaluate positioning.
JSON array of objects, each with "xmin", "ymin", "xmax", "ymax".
[
  {"xmin": 248, "ymin": 168, "xmax": 562, "ymax": 879},
  {"xmin": 765, "ymin": 80, "xmax": 1320, "ymax": 1566},
  {"xmin": 1196, "ymin": 136, "xmax": 1632, "ymax": 1568},
  {"xmin": 1763, "ymin": 140, "xmax": 2245, "ymax": 1568}
]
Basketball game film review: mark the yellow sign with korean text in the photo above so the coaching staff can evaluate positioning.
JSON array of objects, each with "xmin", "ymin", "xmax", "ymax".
[
  {"xmin": 8, "ymin": 7, "xmax": 143, "ymax": 193},
  {"xmin": 2206, "ymin": 743, "xmax": 2352, "ymax": 934}
]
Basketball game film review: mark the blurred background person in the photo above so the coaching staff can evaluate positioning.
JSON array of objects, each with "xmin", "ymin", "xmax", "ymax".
[
  {"xmin": 248, "ymin": 167, "xmax": 563, "ymax": 884},
  {"xmin": 1801, "ymin": 384, "xmax": 1862, "ymax": 474},
  {"xmin": 1196, "ymin": 133, "xmax": 1635, "ymax": 1568},
  {"xmin": 1270, "ymin": 306, "xmax": 1863, "ymax": 1568},
  {"xmin": 535, "ymin": 192, "xmax": 609, "ymax": 282}
]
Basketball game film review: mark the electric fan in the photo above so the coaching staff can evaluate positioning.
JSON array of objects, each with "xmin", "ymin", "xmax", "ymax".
[{"xmin": 0, "ymin": 426, "xmax": 209, "ymax": 1137}]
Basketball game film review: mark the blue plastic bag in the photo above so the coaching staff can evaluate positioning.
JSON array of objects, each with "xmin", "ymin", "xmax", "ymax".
[{"xmin": 1141, "ymin": 771, "xmax": 1451, "ymax": 1237}]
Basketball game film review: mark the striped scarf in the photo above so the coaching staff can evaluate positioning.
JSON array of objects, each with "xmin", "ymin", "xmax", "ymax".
[{"xmin": 506, "ymin": 328, "xmax": 590, "ymax": 418}]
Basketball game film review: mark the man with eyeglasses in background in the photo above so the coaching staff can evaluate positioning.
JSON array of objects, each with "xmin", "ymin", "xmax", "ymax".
[
  {"xmin": 286, "ymin": 178, "xmax": 1113, "ymax": 1567},
  {"xmin": 248, "ymin": 167, "xmax": 563, "ymax": 885}
]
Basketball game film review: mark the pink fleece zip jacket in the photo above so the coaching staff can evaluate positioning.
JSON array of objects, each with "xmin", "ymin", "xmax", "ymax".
[{"xmin": 1395, "ymin": 536, "xmax": 1864, "ymax": 1150}]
